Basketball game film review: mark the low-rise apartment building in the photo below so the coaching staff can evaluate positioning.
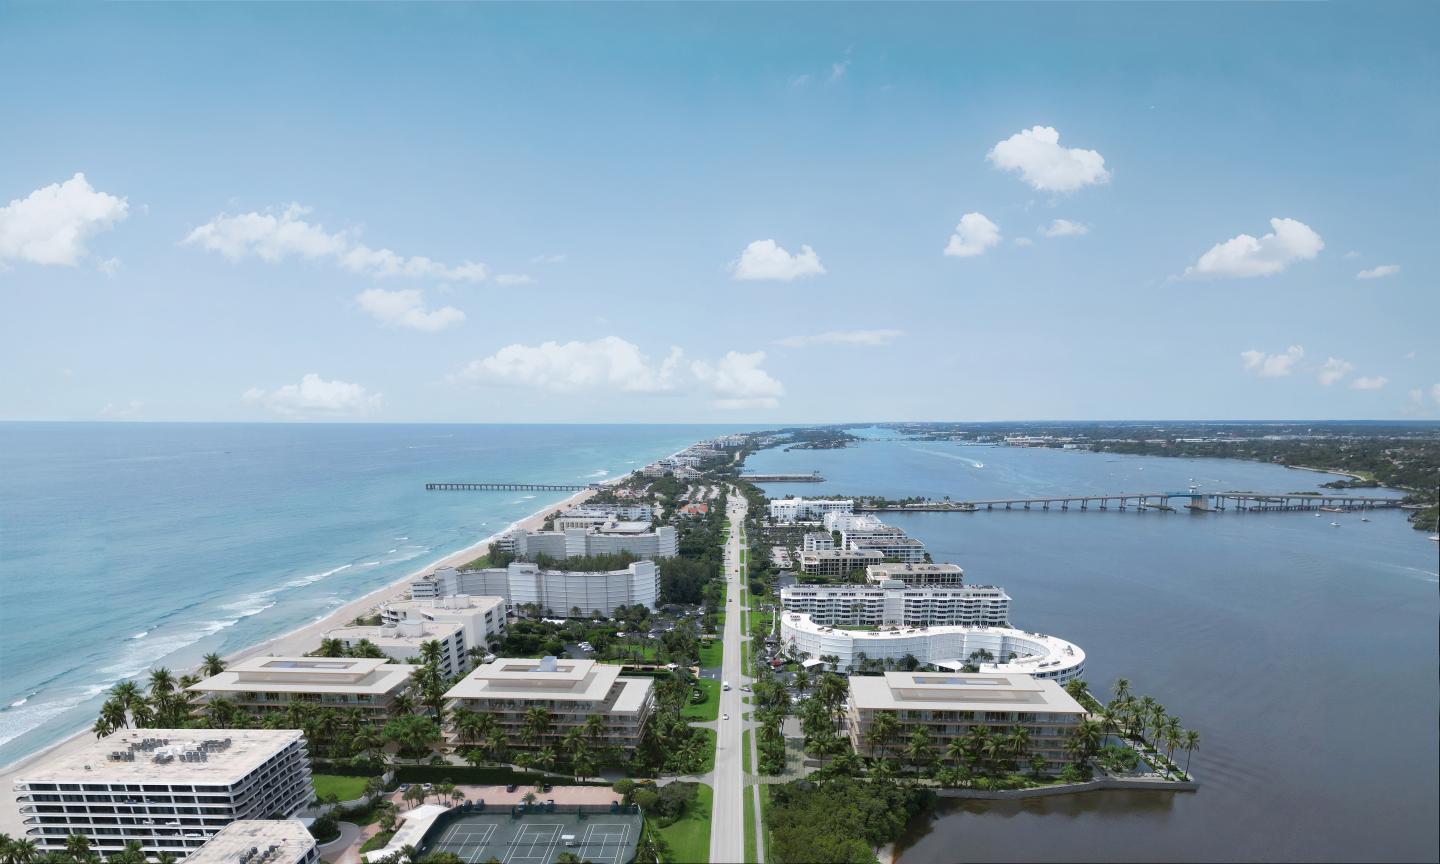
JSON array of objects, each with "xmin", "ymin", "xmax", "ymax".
[
  {"xmin": 13, "ymin": 730, "xmax": 312, "ymax": 859},
  {"xmin": 186, "ymin": 657, "xmax": 417, "ymax": 727},
  {"xmin": 865, "ymin": 562, "xmax": 966, "ymax": 586},
  {"xmin": 325, "ymin": 595, "xmax": 505, "ymax": 678},
  {"xmin": 846, "ymin": 672, "xmax": 1085, "ymax": 774},
  {"xmin": 802, "ymin": 532, "xmax": 835, "ymax": 552},
  {"xmin": 443, "ymin": 657, "xmax": 654, "ymax": 755},
  {"xmin": 184, "ymin": 821, "xmax": 317, "ymax": 864},
  {"xmin": 768, "ymin": 497, "xmax": 854, "ymax": 523},
  {"xmin": 799, "ymin": 548, "xmax": 885, "ymax": 577}
]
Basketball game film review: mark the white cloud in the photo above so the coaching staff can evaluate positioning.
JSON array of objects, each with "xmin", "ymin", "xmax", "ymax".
[
  {"xmin": 457, "ymin": 337, "xmax": 684, "ymax": 394},
  {"xmin": 691, "ymin": 351, "xmax": 785, "ymax": 409},
  {"xmin": 494, "ymin": 273, "xmax": 534, "ymax": 285},
  {"xmin": 1182, "ymin": 217, "xmax": 1324, "ymax": 279},
  {"xmin": 1241, "ymin": 345, "xmax": 1304, "ymax": 378},
  {"xmin": 944, "ymin": 212, "xmax": 1001, "ymax": 257},
  {"xmin": 1357, "ymin": 264, "xmax": 1400, "ymax": 280},
  {"xmin": 455, "ymin": 337, "xmax": 785, "ymax": 409},
  {"xmin": 829, "ymin": 60, "xmax": 850, "ymax": 82},
  {"xmin": 244, "ymin": 373, "xmax": 382, "ymax": 417},
  {"xmin": 1317, "ymin": 357, "xmax": 1354, "ymax": 386},
  {"xmin": 186, "ymin": 203, "xmax": 486, "ymax": 282},
  {"xmin": 0, "ymin": 173, "xmax": 128, "ymax": 267},
  {"xmin": 732, "ymin": 239, "xmax": 825, "ymax": 281},
  {"xmin": 355, "ymin": 288, "xmax": 465, "ymax": 332},
  {"xmin": 96, "ymin": 257, "xmax": 122, "ymax": 277},
  {"xmin": 1350, "ymin": 376, "xmax": 1388, "ymax": 390},
  {"xmin": 1041, "ymin": 219, "xmax": 1089, "ymax": 238},
  {"xmin": 986, "ymin": 126, "xmax": 1110, "ymax": 193},
  {"xmin": 530, "ymin": 253, "xmax": 567, "ymax": 265},
  {"xmin": 776, "ymin": 329, "xmax": 902, "ymax": 348},
  {"xmin": 1343, "ymin": 250, "xmax": 1360, "ymax": 260},
  {"xmin": 99, "ymin": 400, "xmax": 143, "ymax": 419},
  {"xmin": 1012, "ymin": 237, "xmax": 1035, "ymax": 248}
]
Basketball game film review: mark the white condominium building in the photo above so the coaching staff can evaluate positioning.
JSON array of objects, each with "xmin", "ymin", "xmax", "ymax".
[
  {"xmin": 184, "ymin": 821, "xmax": 317, "ymax": 864},
  {"xmin": 780, "ymin": 612, "xmax": 1085, "ymax": 682},
  {"xmin": 562, "ymin": 503, "xmax": 654, "ymax": 522},
  {"xmin": 846, "ymin": 672, "xmax": 1085, "ymax": 774},
  {"xmin": 443, "ymin": 657, "xmax": 654, "ymax": 754},
  {"xmin": 802, "ymin": 532, "xmax": 835, "ymax": 552},
  {"xmin": 847, "ymin": 533, "xmax": 928, "ymax": 564},
  {"xmin": 325, "ymin": 596, "xmax": 505, "ymax": 678},
  {"xmin": 866, "ymin": 562, "xmax": 966, "ymax": 586},
  {"xmin": 187, "ymin": 657, "xmax": 417, "ymax": 727},
  {"xmin": 821, "ymin": 512, "xmax": 885, "ymax": 534},
  {"xmin": 14, "ymin": 730, "xmax": 312, "ymax": 860},
  {"xmin": 798, "ymin": 548, "xmax": 886, "ymax": 577},
  {"xmin": 412, "ymin": 561, "xmax": 659, "ymax": 617},
  {"xmin": 768, "ymin": 498, "xmax": 854, "ymax": 523},
  {"xmin": 780, "ymin": 581, "xmax": 1010, "ymax": 628},
  {"xmin": 503, "ymin": 525, "xmax": 677, "ymax": 560}
]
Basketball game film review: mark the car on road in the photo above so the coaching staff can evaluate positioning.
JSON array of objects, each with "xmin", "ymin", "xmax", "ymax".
[
  {"xmin": 722, "ymin": 713, "xmax": 729, "ymax": 720},
  {"xmin": 722, "ymin": 680, "xmax": 731, "ymax": 690},
  {"xmin": 506, "ymin": 784, "xmax": 518, "ymax": 793},
  {"xmin": 542, "ymin": 784, "xmax": 553, "ymax": 793}
]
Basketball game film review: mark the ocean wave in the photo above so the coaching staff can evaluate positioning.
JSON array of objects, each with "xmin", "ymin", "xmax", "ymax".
[
  {"xmin": 586, "ymin": 469, "xmax": 610, "ymax": 478},
  {"xmin": 130, "ymin": 630, "xmax": 149, "ymax": 640},
  {"xmin": 359, "ymin": 561, "xmax": 381, "ymax": 566},
  {"xmin": 0, "ymin": 684, "xmax": 111, "ymax": 750},
  {"xmin": 281, "ymin": 563, "xmax": 352, "ymax": 590}
]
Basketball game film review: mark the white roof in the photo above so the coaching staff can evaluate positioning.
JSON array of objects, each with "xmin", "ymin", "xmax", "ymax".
[
  {"xmin": 362, "ymin": 805, "xmax": 448, "ymax": 864},
  {"xmin": 188, "ymin": 657, "xmax": 417, "ymax": 696},
  {"xmin": 445, "ymin": 657, "xmax": 651, "ymax": 708},
  {"xmin": 849, "ymin": 672, "xmax": 1086, "ymax": 715},
  {"xmin": 185, "ymin": 821, "xmax": 315, "ymax": 864},
  {"xmin": 18, "ymin": 729, "xmax": 303, "ymax": 785}
]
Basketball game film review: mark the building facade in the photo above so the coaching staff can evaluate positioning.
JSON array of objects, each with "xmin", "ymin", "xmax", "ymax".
[
  {"xmin": 503, "ymin": 525, "xmax": 677, "ymax": 560},
  {"xmin": 768, "ymin": 498, "xmax": 854, "ymax": 523},
  {"xmin": 325, "ymin": 595, "xmax": 505, "ymax": 678},
  {"xmin": 187, "ymin": 657, "xmax": 417, "ymax": 727},
  {"xmin": 798, "ymin": 548, "xmax": 886, "ymax": 577},
  {"xmin": 780, "ymin": 581, "xmax": 1011, "ymax": 628},
  {"xmin": 184, "ymin": 821, "xmax": 318, "ymax": 864},
  {"xmin": 14, "ymin": 730, "xmax": 312, "ymax": 859},
  {"xmin": 846, "ymin": 672, "xmax": 1085, "ymax": 774},
  {"xmin": 411, "ymin": 561, "xmax": 659, "ymax": 617},
  {"xmin": 779, "ymin": 612, "xmax": 1085, "ymax": 682},
  {"xmin": 865, "ymin": 562, "xmax": 966, "ymax": 586},
  {"xmin": 443, "ymin": 657, "xmax": 654, "ymax": 755}
]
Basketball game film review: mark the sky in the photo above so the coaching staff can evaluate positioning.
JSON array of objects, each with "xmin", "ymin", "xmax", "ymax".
[{"xmin": 1, "ymin": 1, "xmax": 1438, "ymax": 423}]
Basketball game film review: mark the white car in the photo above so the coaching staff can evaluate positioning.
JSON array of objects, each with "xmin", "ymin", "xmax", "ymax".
[{"xmin": 722, "ymin": 713, "xmax": 729, "ymax": 721}]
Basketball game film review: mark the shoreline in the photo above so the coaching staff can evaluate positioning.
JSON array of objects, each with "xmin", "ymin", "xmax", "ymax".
[{"xmin": 0, "ymin": 479, "xmax": 614, "ymax": 834}]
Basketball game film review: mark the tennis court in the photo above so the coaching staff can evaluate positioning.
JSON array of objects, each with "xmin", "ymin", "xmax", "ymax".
[{"xmin": 417, "ymin": 807, "xmax": 643, "ymax": 864}]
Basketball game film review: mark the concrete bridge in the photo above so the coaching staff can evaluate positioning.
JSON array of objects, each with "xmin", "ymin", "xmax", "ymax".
[
  {"xmin": 857, "ymin": 491, "xmax": 1401, "ymax": 513},
  {"xmin": 425, "ymin": 482, "xmax": 597, "ymax": 491}
]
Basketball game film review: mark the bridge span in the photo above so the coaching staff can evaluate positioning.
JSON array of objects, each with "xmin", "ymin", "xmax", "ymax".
[{"xmin": 857, "ymin": 491, "xmax": 1401, "ymax": 513}]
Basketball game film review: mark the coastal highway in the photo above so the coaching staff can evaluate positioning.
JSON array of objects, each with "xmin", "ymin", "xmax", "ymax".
[{"xmin": 709, "ymin": 487, "xmax": 748, "ymax": 864}]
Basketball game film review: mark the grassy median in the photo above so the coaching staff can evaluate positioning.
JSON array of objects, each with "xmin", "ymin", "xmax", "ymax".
[{"xmin": 657, "ymin": 782, "xmax": 713, "ymax": 864}]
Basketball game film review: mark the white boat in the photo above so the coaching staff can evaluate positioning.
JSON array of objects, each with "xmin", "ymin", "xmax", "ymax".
[
  {"xmin": 1330, "ymin": 522, "xmax": 1341, "ymax": 527},
  {"xmin": 1361, "ymin": 517, "xmax": 1371, "ymax": 522}
]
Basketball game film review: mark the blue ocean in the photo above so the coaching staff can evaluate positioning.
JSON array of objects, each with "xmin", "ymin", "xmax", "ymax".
[{"xmin": 0, "ymin": 422, "xmax": 739, "ymax": 768}]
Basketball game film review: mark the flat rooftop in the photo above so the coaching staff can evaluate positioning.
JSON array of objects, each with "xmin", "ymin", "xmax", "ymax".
[
  {"xmin": 185, "ymin": 821, "xmax": 315, "ymax": 864},
  {"xmin": 17, "ymin": 729, "xmax": 305, "ymax": 785},
  {"xmin": 445, "ymin": 657, "xmax": 650, "ymax": 709},
  {"xmin": 849, "ymin": 672, "xmax": 1086, "ymax": 714},
  {"xmin": 188, "ymin": 656, "xmax": 417, "ymax": 695},
  {"xmin": 327, "ymin": 619, "xmax": 462, "ymax": 646}
]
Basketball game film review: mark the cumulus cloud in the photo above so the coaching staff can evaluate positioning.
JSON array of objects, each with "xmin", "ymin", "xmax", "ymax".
[
  {"xmin": 356, "ymin": 288, "xmax": 465, "ymax": 332},
  {"xmin": 456, "ymin": 337, "xmax": 684, "ymax": 394},
  {"xmin": 1357, "ymin": 264, "xmax": 1400, "ymax": 280},
  {"xmin": 1041, "ymin": 219, "xmax": 1089, "ymax": 238},
  {"xmin": 1182, "ymin": 217, "xmax": 1323, "ymax": 279},
  {"xmin": 244, "ymin": 373, "xmax": 382, "ymax": 417},
  {"xmin": 944, "ymin": 213, "xmax": 1001, "ymax": 257},
  {"xmin": 986, "ymin": 126, "xmax": 1110, "ymax": 193},
  {"xmin": 776, "ymin": 329, "xmax": 902, "ymax": 348},
  {"xmin": 691, "ymin": 351, "xmax": 786, "ymax": 409},
  {"xmin": 185, "ymin": 203, "xmax": 487, "ymax": 282},
  {"xmin": 1241, "ymin": 346, "xmax": 1304, "ymax": 378},
  {"xmin": 1317, "ymin": 357, "xmax": 1354, "ymax": 386},
  {"xmin": 1350, "ymin": 376, "xmax": 1388, "ymax": 390},
  {"xmin": 99, "ymin": 400, "xmax": 143, "ymax": 419},
  {"xmin": 732, "ymin": 239, "xmax": 826, "ymax": 281},
  {"xmin": 0, "ymin": 173, "xmax": 128, "ymax": 267},
  {"xmin": 455, "ymin": 337, "xmax": 785, "ymax": 409}
]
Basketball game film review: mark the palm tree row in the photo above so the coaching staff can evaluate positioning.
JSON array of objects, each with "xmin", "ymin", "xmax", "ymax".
[
  {"xmin": 0, "ymin": 834, "xmax": 180, "ymax": 864},
  {"xmin": 1074, "ymin": 678, "xmax": 1201, "ymax": 778},
  {"xmin": 91, "ymin": 653, "xmax": 225, "ymax": 738}
]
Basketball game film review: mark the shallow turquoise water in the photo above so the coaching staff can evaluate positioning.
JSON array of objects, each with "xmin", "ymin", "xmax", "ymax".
[
  {"xmin": 747, "ymin": 433, "xmax": 1439, "ymax": 862},
  {"xmin": 0, "ymin": 422, "xmax": 740, "ymax": 767}
]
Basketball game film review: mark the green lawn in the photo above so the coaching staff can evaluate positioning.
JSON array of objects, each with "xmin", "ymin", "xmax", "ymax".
[
  {"xmin": 681, "ymin": 678, "xmax": 721, "ymax": 721},
  {"xmin": 693, "ymin": 727, "xmax": 716, "ymax": 774},
  {"xmin": 742, "ymin": 729, "xmax": 752, "ymax": 774},
  {"xmin": 358, "ymin": 832, "xmax": 394, "ymax": 854},
  {"xmin": 743, "ymin": 785, "xmax": 757, "ymax": 863},
  {"xmin": 759, "ymin": 785, "xmax": 771, "ymax": 862},
  {"xmin": 657, "ymin": 783, "xmax": 713, "ymax": 864},
  {"xmin": 312, "ymin": 774, "xmax": 369, "ymax": 801},
  {"xmin": 698, "ymin": 639, "xmax": 723, "ymax": 668}
]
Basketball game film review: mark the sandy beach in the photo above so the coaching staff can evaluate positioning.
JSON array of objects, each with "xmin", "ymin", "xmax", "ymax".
[{"xmin": 0, "ymin": 485, "xmax": 603, "ymax": 836}]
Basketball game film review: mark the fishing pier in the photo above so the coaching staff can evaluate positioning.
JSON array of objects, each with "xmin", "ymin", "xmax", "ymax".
[{"xmin": 425, "ymin": 482, "xmax": 598, "ymax": 492}]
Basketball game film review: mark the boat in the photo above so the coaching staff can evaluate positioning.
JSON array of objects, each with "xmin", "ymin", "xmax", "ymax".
[
  {"xmin": 1330, "ymin": 522, "xmax": 1341, "ymax": 527},
  {"xmin": 1361, "ymin": 517, "xmax": 1371, "ymax": 523},
  {"xmin": 1430, "ymin": 535, "xmax": 1440, "ymax": 543},
  {"xmin": 1320, "ymin": 506, "xmax": 1343, "ymax": 513}
]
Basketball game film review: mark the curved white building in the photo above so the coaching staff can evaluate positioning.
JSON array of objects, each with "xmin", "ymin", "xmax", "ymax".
[{"xmin": 779, "ymin": 612, "xmax": 1085, "ymax": 682}]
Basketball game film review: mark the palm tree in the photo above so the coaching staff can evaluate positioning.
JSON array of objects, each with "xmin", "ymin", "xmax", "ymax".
[
  {"xmin": 317, "ymin": 638, "xmax": 347, "ymax": 658},
  {"xmin": 402, "ymin": 785, "xmax": 426, "ymax": 810},
  {"xmin": 583, "ymin": 713, "xmax": 607, "ymax": 744},
  {"xmin": 206, "ymin": 698, "xmax": 240, "ymax": 729},
  {"xmin": 865, "ymin": 712, "xmax": 900, "ymax": 763},
  {"xmin": 1181, "ymin": 730, "xmax": 1200, "ymax": 776},
  {"xmin": 1112, "ymin": 677, "xmax": 1130, "ymax": 704},
  {"xmin": 64, "ymin": 835, "xmax": 93, "ymax": 864},
  {"xmin": 148, "ymin": 667, "xmax": 176, "ymax": 697},
  {"xmin": 536, "ymin": 746, "xmax": 558, "ymax": 774},
  {"xmin": 450, "ymin": 787, "xmax": 466, "ymax": 808},
  {"xmin": 944, "ymin": 737, "xmax": 968, "ymax": 774},
  {"xmin": 904, "ymin": 727, "xmax": 936, "ymax": 776},
  {"xmin": 200, "ymin": 653, "xmax": 226, "ymax": 677},
  {"xmin": 1163, "ymin": 716, "xmax": 1183, "ymax": 763},
  {"xmin": 1006, "ymin": 726, "xmax": 1031, "ymax": 771},
  {"xmin": 965, "ymin": 726, "xmax": 991, "ymax": 775},
  {"xmin": 522, "ymin": 706, "xmax": 553, "ymax": 749}
]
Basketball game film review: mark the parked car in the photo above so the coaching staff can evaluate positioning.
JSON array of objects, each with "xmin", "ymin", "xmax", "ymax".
[{"xmin": 506, "ymin": 784, "xmax": 518, "ymax": 793}]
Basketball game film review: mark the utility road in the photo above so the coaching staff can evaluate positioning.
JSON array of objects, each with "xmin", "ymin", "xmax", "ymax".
[{"xmin": 709, "ymin": 487, "xmax": 748, "ymax": 864}]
